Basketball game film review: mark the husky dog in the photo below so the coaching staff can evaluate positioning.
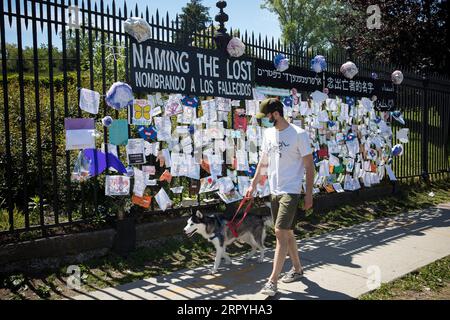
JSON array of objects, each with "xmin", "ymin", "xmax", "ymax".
[{"xmin": 184, "ymin": 210, "xmax": 273, "ymax": 274}]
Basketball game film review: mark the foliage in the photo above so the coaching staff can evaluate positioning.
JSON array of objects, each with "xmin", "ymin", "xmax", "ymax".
[
  {"xmin": 1, "ymin": 30, "xmax": 126, "ymax": 81},
  {"xmin": 261, "ymin": 0, "xmax": 349, "ymax": 53},
  {"xmin": 337, "ymin": 0, "xmax": 449, "ymax": 75},
  {"xmin": 0, "ymin": 29, "xmax": 127, "ymax": 230},
  {"xmin": 174, "ymin": 0, "xmax": 212, "ymax": 45},
  {"xmin": 2, "ymin": 43, "xmax": 64, "ymax": 74},
  {"xmin": 0, "ymin": 206, "xmax": 24, "ymax": 231},
  {"xmin": 35, "ymin": 284, "xmax": 52, "ymax": 298}
]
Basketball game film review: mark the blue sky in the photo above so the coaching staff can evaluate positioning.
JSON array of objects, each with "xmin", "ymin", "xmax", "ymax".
[
  {"xmin": 130, "ymin": 0, "xmax": 282, "ymax": 39},
  {"xmin": 4, "ymin": 0, "xmax": 282, "ymax": 47}
]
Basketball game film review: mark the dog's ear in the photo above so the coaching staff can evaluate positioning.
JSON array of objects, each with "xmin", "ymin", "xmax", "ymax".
[{"xmin": 196, "ymin": 210, "xmax": 203, "ymax": 219}]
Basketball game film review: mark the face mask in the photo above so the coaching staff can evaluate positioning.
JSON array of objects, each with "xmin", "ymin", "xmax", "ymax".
[
  {"xmin": 269, "ymin": 113, "xmax": 278, "ymax": 127},
  {"xmin": 262, "ymin": 117, "xmax": 274, "ymax": 128}
]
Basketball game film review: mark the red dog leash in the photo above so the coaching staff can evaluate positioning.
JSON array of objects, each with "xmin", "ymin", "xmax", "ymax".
[{"xmin": 226, "ymin": 197, "xmax": 253, "ymax": 238}]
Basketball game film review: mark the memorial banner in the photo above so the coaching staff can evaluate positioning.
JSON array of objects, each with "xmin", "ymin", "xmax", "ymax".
[{"xmin": 130, "ymin": 39, "xmax": 255, "ymax": 100}]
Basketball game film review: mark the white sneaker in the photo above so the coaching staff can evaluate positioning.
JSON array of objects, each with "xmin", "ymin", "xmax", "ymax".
[
  {"xmin": 260, "ymin": 281, "xmax": 278, "ymax": 296},
  {"xmin": 281, "ymin": 268, "xmax": 304, "ymax": 283}
]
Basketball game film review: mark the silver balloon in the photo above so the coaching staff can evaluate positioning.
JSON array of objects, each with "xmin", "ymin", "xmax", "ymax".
[
  {"xmin": 340, "ymin": 61, "xmax": 358, "ymax": 79},
  {"xmin": 227, "ymin": 37, "xmax": 246, "ymax": 58},
  {"xmin": 392, "ymin": 70, "xmax": 404, "ymax": 85},
  {"xmin": 276, "ymin": 58, "xmax": 289, "ymax": 72},
  {"xmin": 124, "ymin": 17, "xmax": 152, "ymax": 43}
]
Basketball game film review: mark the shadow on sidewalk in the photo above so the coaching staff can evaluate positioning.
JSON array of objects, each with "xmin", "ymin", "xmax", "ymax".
[
  {"xmin": 268, "ymin": 277, "xmax": 354, "ymax": 300},
  {"xmin": 71, "ymin": 204, "xmax": 450, "ymax": 300}
]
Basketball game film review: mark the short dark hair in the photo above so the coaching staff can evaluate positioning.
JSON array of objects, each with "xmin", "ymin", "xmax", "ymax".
[
  {"xmin": 272, "ymin": 104, "xmax": 284, "ymax": 117},
  {"xmin": 267, "ymin": 99, "xmax": 284, "ymax": 116},
  {"xmin": 257, "ymin": 98, "xmax": 285, "ymax": 119}
]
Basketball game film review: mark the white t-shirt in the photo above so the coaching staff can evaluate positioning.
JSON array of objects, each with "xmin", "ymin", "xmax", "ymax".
[{"xmin": 261, "ymin": 124, "xmax": 313, "ymax": 195}]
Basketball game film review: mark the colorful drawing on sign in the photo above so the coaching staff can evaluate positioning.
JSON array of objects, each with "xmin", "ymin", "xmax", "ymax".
[
  {"xmin": 129, "ymin": 99, "xmax": 152, "ymax": 125},
  {"xmin": 165, "ymin": 96, "xmax": 183, "ymax": 117},
  {"xmin": 234, "ymin": 109, "xmax": 247, "ymax": 131},
  {"xmin": 137, "ymin": 126, "xmax": 158, "ymax": 141}
]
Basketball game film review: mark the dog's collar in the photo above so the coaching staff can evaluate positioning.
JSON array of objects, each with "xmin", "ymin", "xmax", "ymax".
[{"xmin": 209, "ymin": 234, "xmax": 219, "ymax": 241}]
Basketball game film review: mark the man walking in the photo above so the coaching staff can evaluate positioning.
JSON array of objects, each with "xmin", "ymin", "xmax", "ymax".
[{"xmin": 246, "ymin": 98, "xmax": 315, "ymax": 297}]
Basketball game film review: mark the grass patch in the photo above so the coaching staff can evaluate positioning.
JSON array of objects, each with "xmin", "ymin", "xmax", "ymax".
[
  {"xmin": 360, "ymin": 256, "xmax": 450, "ymax": 300},
  {"xmin": 0, "ymin": 206, "xmax": 24, "ymax": 232},
  {"xmin": 296, "ymin": 178, "xmax": 450, "ymax": 239},
  {"xmin": 0, "ymin": 178, "xmax": 449, "ymax": 300}
]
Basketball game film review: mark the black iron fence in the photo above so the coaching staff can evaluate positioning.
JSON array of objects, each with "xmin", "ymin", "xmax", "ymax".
[{"xmin": 0, "ymin": 0, "xmax": 449, "ymax": 241}]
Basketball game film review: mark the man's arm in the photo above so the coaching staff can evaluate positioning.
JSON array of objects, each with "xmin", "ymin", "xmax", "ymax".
[
  {"xmin": 246, "ymin": 152, "xmax": 268, "ymax": 198},
  {"xmin": 303, "ymin": 153, "xmax": 314, "ymax": 210}
]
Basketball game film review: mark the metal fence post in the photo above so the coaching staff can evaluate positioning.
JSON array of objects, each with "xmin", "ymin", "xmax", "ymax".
[
  {"xmin": 422, "ymin": 73, "xmax": 430, "ymax": 182},
  {"xmin": 113, "ymin": 200, "xmax": 136, "ymax": 257}
]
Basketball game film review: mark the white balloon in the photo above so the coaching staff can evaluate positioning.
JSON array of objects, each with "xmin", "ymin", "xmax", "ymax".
[
  {"xmin": 227, "ymin": 37, "xmax": 246, "ymax": 58},
  {"xmin": 340, "ymin": 61, "xmax": 359, "ymax": 79},
  {"xmin": 392, "ymin": 70, "xmax": 404, "ymax": 85},
  {"xmin": 312, "ymin": 63, "xmax": 323, "ymax": 73},
  {"xmin": 124, "ymin": 17, "xmax": 152, "ymax": 43},
  {"xmin": 277, "ymin": 59, "xmax": 289, "ymax": 72}
]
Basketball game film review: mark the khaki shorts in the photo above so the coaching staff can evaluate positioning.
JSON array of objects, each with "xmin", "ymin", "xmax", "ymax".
[{"xmin": 270, "ymin": 194, "xmax": 301, "ymax": 230}]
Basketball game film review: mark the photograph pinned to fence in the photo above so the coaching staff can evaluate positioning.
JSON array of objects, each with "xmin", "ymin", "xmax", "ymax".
[
  {"xmin": 217, "ymin": 189, "xmax": 243, "ymax": 204},
  {"xmin": 105, "ymin": 176, "xmax": 131, "ymax": 196},
  {"xmin": 199, "ymin": 176, "xmax": 219, "ymax": 194}
]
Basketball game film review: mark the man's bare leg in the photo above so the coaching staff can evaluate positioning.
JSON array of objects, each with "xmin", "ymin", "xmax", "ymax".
[
  {"xmin": 269, "ymin": 229, "xmax": 290, "ymax": 283},
  {"xmin": 287, "ymin": 230, "xmax": 303, "ymax": 272}
]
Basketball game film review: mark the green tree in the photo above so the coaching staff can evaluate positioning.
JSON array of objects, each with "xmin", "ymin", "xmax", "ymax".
[
  {"xmin": 337, "ymin": 0, "xmax": 449, "ymax": 76},
  {"xmin": 261, "ymin": 0, "xmax": 349, "ymax": 54},
  {"xmin": 4, "ymin": 43, "xmax": 18, "ymax": 72},
  {"xmin": 175, "ymin": 0, "xmax": 212, "ymax": 45},
  {"xmin": 2, "ymin": 43, "xmax": 64, "ymax": 74},
  {"xmin": 193, "ymin": 24, "xmax": 241, "ymax": 49}
]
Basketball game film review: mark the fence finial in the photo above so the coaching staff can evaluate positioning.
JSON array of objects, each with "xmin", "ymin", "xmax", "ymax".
[
  {"xmin": 344, "ymin": 37, "xmax": 354, "ymax": 61},
  {"xmin": 214, "ymin": 1, "xmax": 231, "ymax": 50}
]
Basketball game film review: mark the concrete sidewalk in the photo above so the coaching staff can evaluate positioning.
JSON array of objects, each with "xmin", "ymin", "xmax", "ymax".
[{"xmin": 72, "ymin": 203, "xmax": 450, "ymax": 300}]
